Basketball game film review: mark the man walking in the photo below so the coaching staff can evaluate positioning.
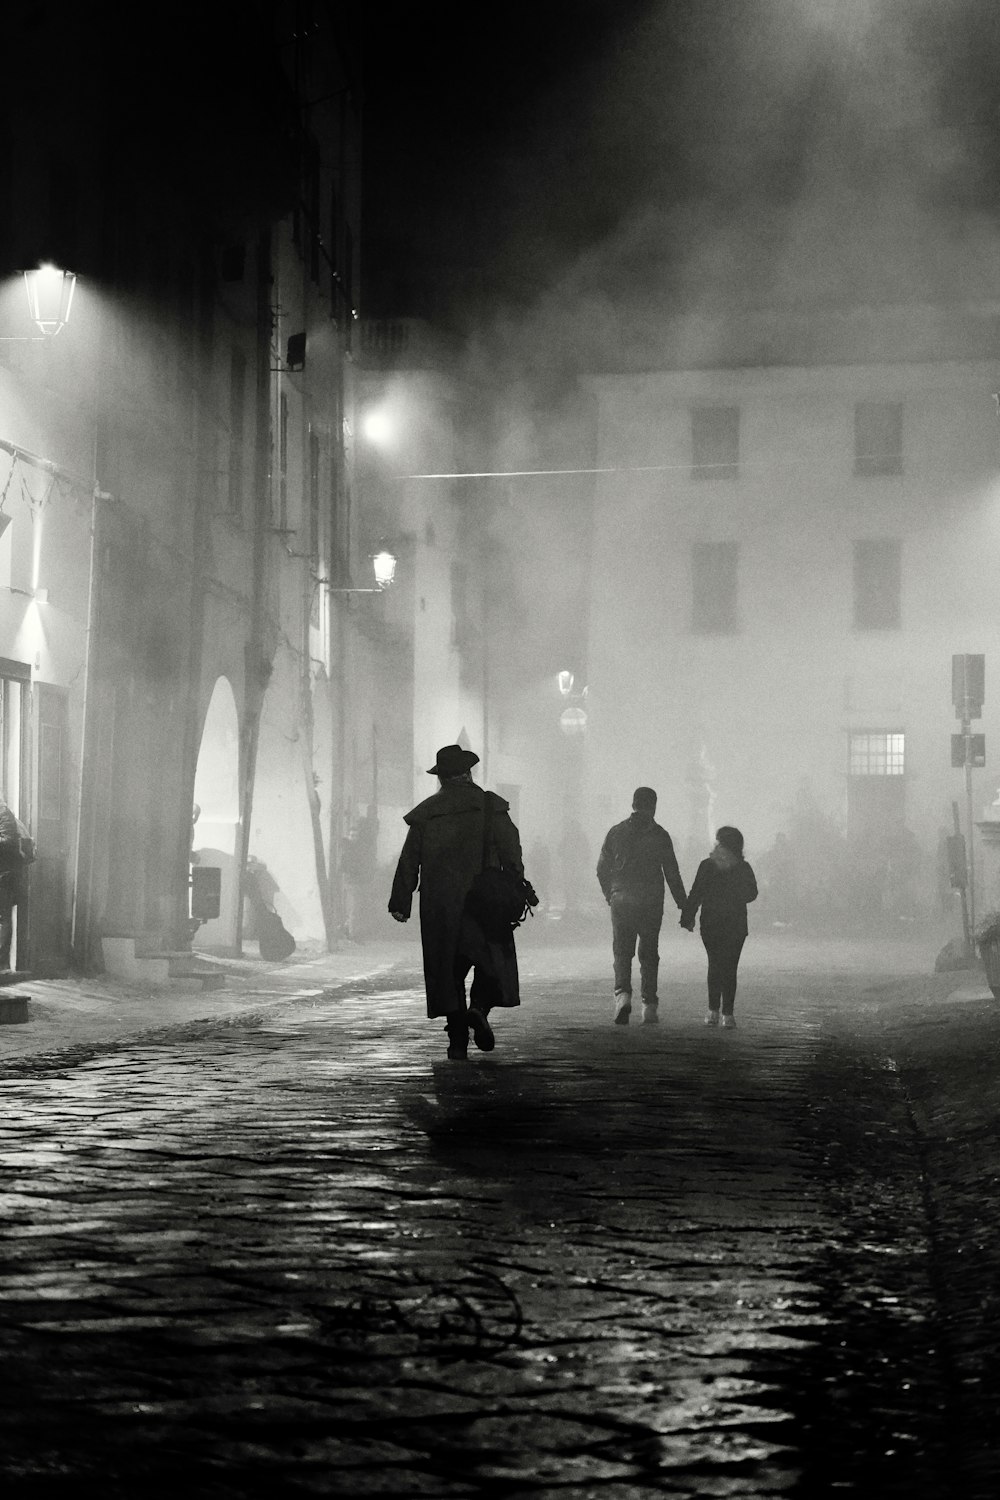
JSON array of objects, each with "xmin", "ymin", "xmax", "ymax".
[
  {"xmin": 389, "ymin": 744, "xmax": 527, "ymax": 1060},
  {"xmin": 596, "ymin": 787, "xmax": 686, "ymax": 1025}
]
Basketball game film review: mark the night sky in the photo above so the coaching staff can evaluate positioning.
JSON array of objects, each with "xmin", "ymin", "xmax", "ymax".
[
  {"xmin": 5, "ymin": 1, "xmax": 1000, "ymax": 343},
  {"xmin": 361, "ymin": 0, "xmax": 1000, "ymax": 348}
]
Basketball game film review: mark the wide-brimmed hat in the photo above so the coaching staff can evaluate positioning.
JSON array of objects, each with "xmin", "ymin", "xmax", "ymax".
[{"xmin": 427, "ymin": 744, "xmax": 480, "ymax": 777}]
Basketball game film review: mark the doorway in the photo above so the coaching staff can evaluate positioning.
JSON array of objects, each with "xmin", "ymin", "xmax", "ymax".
[{"xmin": 191, "ymin": 676, "xmax": 241, "ymax": 953}]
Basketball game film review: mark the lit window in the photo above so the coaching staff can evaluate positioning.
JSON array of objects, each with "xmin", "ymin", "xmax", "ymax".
[{"xmin": 849, "ymin": 732, "xmax": 905, "ymax": 776}]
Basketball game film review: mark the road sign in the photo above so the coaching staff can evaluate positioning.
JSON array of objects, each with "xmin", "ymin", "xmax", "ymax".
[
  {"xmin": 952, "ymin": 653, "xmax": 985, "ymax": 719},
  {"xmin": 952, "ymin": 733, "xmax": 986, "ymax": 768}
]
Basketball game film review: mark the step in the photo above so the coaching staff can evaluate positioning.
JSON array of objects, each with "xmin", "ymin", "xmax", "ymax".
[{"xmin": 102, "ymin": 937, "xmax": 226, "ymax": 990}]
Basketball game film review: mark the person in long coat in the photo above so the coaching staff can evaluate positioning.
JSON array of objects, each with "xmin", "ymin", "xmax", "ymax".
[{"xmin": 389, "ymin": 744, "xmax": 525, "ymax": 1060}]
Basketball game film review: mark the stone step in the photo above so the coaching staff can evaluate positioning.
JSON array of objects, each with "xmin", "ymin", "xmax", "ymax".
[{"xmin": 102, "ymin": 937, "xmax": 227, "ymax": 991}]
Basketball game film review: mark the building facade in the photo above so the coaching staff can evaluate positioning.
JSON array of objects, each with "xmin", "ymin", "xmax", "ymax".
[
  {"xmin": 582, "ymin": 308, "xmax": 1000, "ymax": 928},
  {"xmin": 0, "ymin": 3, "xmax": 383, "ymax": 976}
]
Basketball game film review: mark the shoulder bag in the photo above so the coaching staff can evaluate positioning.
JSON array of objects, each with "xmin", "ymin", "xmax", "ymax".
[{"xmin": 464, "ymin": 795, "xmax": 538, "ymax": 941}]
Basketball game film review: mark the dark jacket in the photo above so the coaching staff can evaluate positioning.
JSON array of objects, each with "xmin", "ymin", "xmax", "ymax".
[
  {"xmin": 596, "ymin": 813, "xmax": 686, "ymax": 910},
  {"xmin": 0, "ymin": 802, "xmax": 26, "ymax": 908},
  {"xmin": 389, "ymin": 781, "xmax": 524, "ymax": 1017},
  {"xmin": 681, "ymin": 855, "xmax": 758, "ymax": 941}
]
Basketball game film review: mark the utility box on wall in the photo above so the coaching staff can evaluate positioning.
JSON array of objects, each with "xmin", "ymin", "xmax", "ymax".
[{"xmin": 190, "ymin": 864, "xmax": 222, "ymax": 921}]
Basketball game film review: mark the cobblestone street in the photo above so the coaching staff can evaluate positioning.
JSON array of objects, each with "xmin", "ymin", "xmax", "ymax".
[{"xmin": 0, "ymin": 932, "xmax": 996, "ymax": 1498}]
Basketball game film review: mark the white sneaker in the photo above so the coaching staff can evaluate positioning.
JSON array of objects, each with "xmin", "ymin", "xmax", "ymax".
[
  {"xmin": 722, "ymin": 1014, "xmax": 737, "ymax": 1030},
  {"xmin": 614, "ymin": 993, "xmax": 632, "ymax": 1025},
  {"xmin": 641, "ymin": 1002, "xmax": 659, "ymax": 1025},
  {"xmin": 705, "ymin": 1010, "xmax": 719, "ymax": 1026}
]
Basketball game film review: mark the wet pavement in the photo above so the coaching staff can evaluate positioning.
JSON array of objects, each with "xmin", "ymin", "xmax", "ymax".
[{"xmin": 0, "ymin": 931, "xmax": 997, "ymax": 1497}]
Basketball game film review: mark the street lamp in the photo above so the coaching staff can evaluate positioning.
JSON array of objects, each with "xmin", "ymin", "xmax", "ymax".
[
  {"xmin": 23, "ymin": 264, "xmax": 77, "ymax": 336},
  {"xmin": 323, "ymin": 544, "xmax": 398, "ymax": 594},
  {"xmin": 372, "ymin": 547, "xmax": 397, "ymax": 589}
]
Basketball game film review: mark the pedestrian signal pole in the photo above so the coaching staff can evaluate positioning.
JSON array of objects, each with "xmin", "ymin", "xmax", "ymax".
[{"xmin": 952, "ymin": 653, "xmax": 986, "ymax": 944}]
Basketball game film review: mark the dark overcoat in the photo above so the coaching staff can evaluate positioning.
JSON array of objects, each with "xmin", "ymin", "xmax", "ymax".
[{"xmin": 389, "ymin": 781, "xmax": 524, "ymax": 1018}]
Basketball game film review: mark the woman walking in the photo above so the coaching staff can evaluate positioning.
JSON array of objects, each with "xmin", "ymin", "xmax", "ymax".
[{"xmin": 680, "ymin": 826, "xmax": 758, "ymax": 1029}]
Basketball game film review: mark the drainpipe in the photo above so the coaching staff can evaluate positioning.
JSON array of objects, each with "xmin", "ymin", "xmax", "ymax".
[{"xmin": 232, "ymin": 227, "xmax": 274, "ymax": 956}]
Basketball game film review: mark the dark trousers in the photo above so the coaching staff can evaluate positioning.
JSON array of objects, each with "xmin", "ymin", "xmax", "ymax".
[
  {"xmin": 702, "ymin": 931, "xmax": 746, "ymax": 1014},
  {"xmin": 446, "ymin": 951, "xmax": 502, "ymax": 1047},
  {"xmin": 610, "ymin": 895, "xmax": 662, "ymax": 1000}
]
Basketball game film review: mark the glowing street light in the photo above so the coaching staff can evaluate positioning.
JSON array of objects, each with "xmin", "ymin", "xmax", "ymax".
[
  {"xmin": 324, "ymin": 544, "xmax": 398, "ymax": 594},
  {"xmin": 361, "ymin": 407, "xmax": 393, "ymax": 446},
  {"xmin": 372, "ymin": 547, "xmax": 397, "ymax": 589},
  {"xmin": 23, "ymin": 264, "xmax": 77, "ymax": 336}
]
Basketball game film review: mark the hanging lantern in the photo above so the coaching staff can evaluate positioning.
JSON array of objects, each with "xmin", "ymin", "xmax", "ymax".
[
  {"xmin": 372, "ymin": 547, "xmax": 397, "ymax": 589},
  {"xmin": 23, "ymin": 264, "xmax": 77, "ymax": 336}
]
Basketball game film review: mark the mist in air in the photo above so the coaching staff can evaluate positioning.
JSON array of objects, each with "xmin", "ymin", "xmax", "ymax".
[{"xmin": 437, "ymin": 0, "xmax": 1000, "ymax": 944}]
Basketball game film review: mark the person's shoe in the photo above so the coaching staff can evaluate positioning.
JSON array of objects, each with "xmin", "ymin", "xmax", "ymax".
[
  {"xmin": 467, "ymin": 1006, "xmax": 495, "ymax": 1052},
  {"xmin": 705, "ymin": 1010, "xmax": 719, "ymax": 1026},
  {"xmin": 446, "ymin": 1045, "xmax": 469, "ymax": 1061},
  {"xmin": 641, "ymin": 1001, "xmax": 659, "ymax": 1025},
  {"xmin": 721, "ymin": 1014, "xmax": 737, "ymax": 1030},
  {"xmin": 614, "ymin": 993, "xmax": 632, "ymax": 1025}
]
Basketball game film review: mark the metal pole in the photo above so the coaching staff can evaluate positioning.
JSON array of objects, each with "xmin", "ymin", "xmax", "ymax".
[
  {"xmin": 953, "ymin": 799, "xmax": 972, "ymax": 958},
  {"xmin": 964, "ymin": 716, "xmax": 977, "ymax": 938}
]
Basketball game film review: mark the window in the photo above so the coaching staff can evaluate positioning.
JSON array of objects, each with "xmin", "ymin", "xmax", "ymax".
[
  {"xmin": 849, "ymin": 732, "xmax": 905, "ymax": 777},
  {"xmin": 853, "ymin": 538, "xmax": 901, "ymax": 630},
  {"xmin": 692, "ymin": 406, "xmax": 739, "ymax": 479},
  {"xmin": 855, "ymin": 401, "xmax": 902, "ymax": 476},
  {"xmin": 692, "ymin": 542, "xmax": 739, "ymax": 634},
  {"xmin": 847, "ymin": 731, "xmax": 906, "ymax": 846},
  {"xmin": 228, "ymin": 348, "xmax": 246, "ymax": 515}
]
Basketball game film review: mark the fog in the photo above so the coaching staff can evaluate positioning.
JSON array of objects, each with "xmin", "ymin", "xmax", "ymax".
[
  {"xmin": 430, "ymin": 0, "xmax": 1000, "ymax": 944},
  {"xmin": 5, "ymin": 2, "xmax": 998, "ymax": 963}
]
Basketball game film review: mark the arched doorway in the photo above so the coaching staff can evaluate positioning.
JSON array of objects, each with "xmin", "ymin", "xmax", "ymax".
[{"xmin": 191, "ymin": 676, "xmax": 240, "ymax": 952}]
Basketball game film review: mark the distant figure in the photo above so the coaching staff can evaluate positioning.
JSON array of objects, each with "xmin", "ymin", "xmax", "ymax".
[
  {"xmin": 558, "ymin": 818, "xmax": 591, "ymax": 918},
  {"xmin": 680, "ymin": 826, "xmax": 758, "ymax": 1030},
  {"xmin": 525, "ymin": 838, "xmax": 552, "ymax": 913},
  {"xmin": 389, "ymin": 744, "xmax": 528, "ymax": 1061},
  {"xmin": 596, "ymin": 787, "xmax": 687, "ymax": 1026},
  {"xmin": 0, "ymin": 796, "xmax": 31, "ymax": 973}
]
